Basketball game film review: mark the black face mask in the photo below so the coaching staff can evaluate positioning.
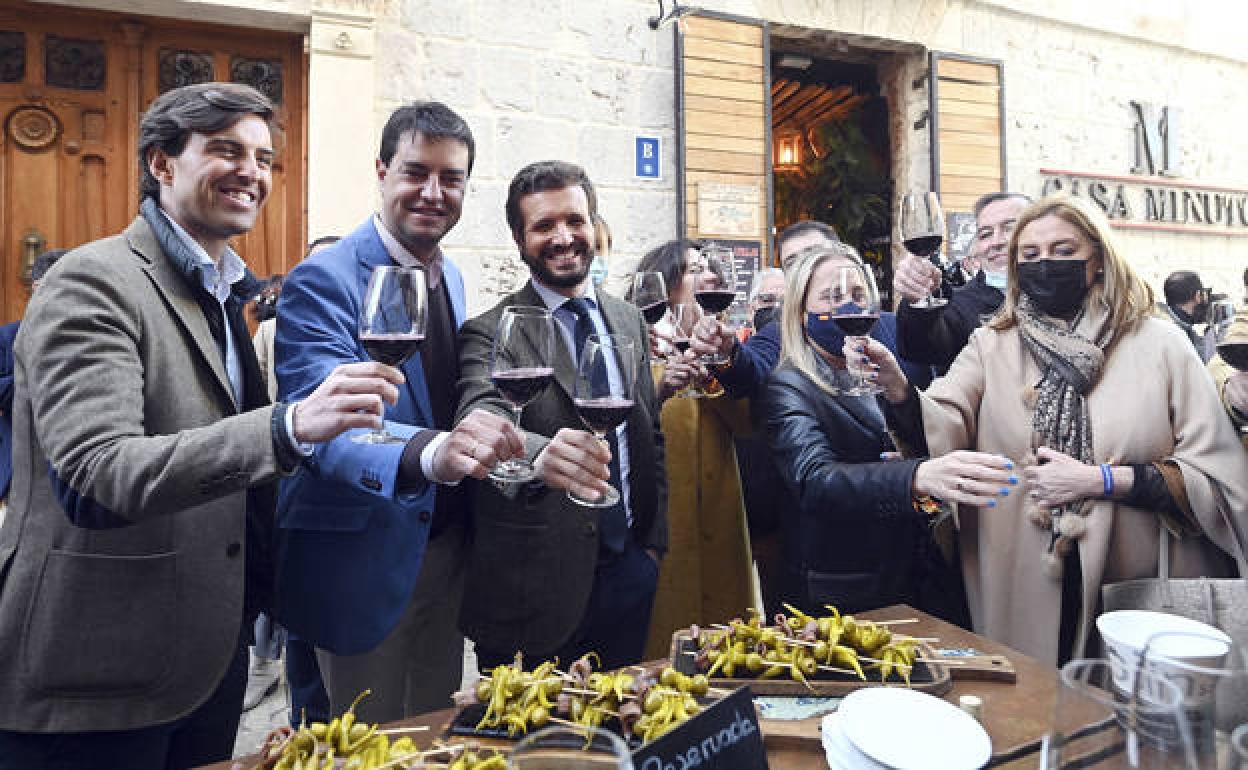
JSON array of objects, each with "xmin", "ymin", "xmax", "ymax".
[
  {"xmin": 1016, "ymin": 259, "xmax": 1090, "ymax": 318},
  {"xmin": 1191, "ymin": 301, "xmax": 1210, "ymax": 324},
  {"xmin": 753, "ymin": 305, "xmax": 780, "ymax": 331}
]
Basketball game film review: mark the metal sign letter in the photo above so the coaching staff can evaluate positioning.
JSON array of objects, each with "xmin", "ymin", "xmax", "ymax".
[{"xmin": 1130, "ymin": 100, "xmax": 1179, "ymax": 177}]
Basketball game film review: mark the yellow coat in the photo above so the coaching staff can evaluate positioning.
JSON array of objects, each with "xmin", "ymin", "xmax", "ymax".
[{"xmin": 643, "ymin": 380, "xmax": 758, "ymax": 659}]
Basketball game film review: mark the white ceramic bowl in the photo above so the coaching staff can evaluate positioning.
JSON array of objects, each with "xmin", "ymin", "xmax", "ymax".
[{"xmin": 1096, "ymin": 610, "xmax": 1231, "ymax": 705}]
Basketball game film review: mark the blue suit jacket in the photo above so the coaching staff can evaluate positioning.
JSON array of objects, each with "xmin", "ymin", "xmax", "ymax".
[
  {"xmin": 273, "ymin": 218, "xmax": 466, "ymax": 655},
  {"xmin": 0, "ymin": 321, "xmax": 17, "ymax": 499}
]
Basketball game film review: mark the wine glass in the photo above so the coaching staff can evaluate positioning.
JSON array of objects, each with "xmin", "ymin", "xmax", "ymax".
[
  {"xmin": 355, "ymin": 265, "xmax": 427, "ymax": 444},
  {"xmin": 825, "ymin": 261, "xmax": 883, "ymax": 396},
  {"xmin": 508, "ymin": 725, "xmax": 633, "ymax": 770},
  {"xmin": 568, "ymin": 334, "xmax": 636, "ymax": 508},
  {"xmin": 692, "ymin": 243, "xmax": 738, "ymax": 366},
  {"xmin": 900, "ymin": 191, "xmax": 947, "ymax": 309},
  {"xmin": 1042, "ymin": 658, "xmax": 1195, "ymax": 770},
  {"xmin": 666, "ymin": 303, "xmax": 702, "ymax": 399},
  {"xmin": 489, "ymin": 306, "xmax": 555, "ymax": 483},
  {"xmin": 631, "ymin": 271, "xmax": 669, "ymax": 327}
]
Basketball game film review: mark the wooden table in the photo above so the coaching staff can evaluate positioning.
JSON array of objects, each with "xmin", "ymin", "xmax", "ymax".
[{"xmin": 201, "ymin": 605, "xmax": 1060, "ymax": 769}]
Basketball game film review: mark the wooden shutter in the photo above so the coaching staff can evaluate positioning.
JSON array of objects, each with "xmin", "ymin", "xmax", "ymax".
[
  {"xmin": 678, "ymin": 13, "xmax": 771, "ymax": 265},
  {"xmin": 930, "ymin": 52, "xmax": 1006, "ymax": 211}
]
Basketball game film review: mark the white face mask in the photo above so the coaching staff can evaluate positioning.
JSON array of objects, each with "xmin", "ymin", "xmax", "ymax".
[{"xmin": 983, "ymin": 270, "xmax": 1008, "ymax": 290}]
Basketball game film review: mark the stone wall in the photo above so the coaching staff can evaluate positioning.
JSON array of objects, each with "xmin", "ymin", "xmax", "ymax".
[{"xmin": 374, "ymin": 0, "xmax": 680, "ymax": 313}]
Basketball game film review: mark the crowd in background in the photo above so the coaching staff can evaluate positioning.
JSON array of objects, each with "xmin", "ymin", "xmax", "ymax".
[{"xmin": 0, "ymin": 83, "xmax": 1245, "ymax": 770}]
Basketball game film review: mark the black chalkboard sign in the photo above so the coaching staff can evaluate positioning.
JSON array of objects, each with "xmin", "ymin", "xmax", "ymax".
[{"xmin": 630, "ymin": 686, "xmax": 769, "ymax": 770}]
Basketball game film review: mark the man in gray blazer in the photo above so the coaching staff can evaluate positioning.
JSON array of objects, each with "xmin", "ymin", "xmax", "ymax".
[
  {"xmin": 0, "ymin": 83, "xmax": 401, "ymax": 770},
  {"xmin": 457, "ymin": 161, "xmax": 668, "ymax": 671}
]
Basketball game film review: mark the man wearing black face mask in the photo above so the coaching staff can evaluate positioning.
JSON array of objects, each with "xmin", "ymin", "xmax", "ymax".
[{"xmin": 1161, "ymin": 270, "xmax": 1213, "ymax": 361}]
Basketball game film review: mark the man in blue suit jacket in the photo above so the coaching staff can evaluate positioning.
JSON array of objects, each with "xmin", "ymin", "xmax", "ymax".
[{"xmin": 273, "ymin": 103, "xmax": 529, "ymax": 723}]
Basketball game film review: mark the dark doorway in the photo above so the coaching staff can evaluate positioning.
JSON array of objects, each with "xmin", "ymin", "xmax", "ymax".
[{"xmin": 771, "ymin": 53, "xmax": 893, "ymax": 300}]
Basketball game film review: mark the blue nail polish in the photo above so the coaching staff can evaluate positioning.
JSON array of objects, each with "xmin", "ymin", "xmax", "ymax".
[
  {"xmin": 987, "ymin": 500, "xmax": 997, "ymax": 508},
  {"xmin": 1008, "ymin": 475, "xmax": 1019, "ymax": 484},
  {"xmin": 879, "ymin": 452, "xmax": 889, "ymax": 459},
  {"xmin": 856, "ymin": 346, "xmax": 866, "ymax": 353},
  {"xmin": 1000, "ymin": 487, "xmax": 1011, "ymax": 496},
  {"xmin": 861, "ymin": 357, "xmax": 870, "ymax": 364},
  {"xmin": 1004, "ymin": 459, "xmax": 1015, "ymax": 470}
]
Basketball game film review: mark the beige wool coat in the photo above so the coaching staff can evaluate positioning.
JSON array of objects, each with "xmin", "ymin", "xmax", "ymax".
[{"xmin": 919, "ymin": 316, "xmax": 1248, "ymax": 665}]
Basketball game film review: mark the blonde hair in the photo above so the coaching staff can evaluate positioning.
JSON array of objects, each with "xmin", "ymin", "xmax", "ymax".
[
  {"xmin": 779, "ymin": 242, "xmax": 867, "ymax": 397},
  {"xmin": 989, "ymin": 194, "xmax": 1154, "ymax": 335}
]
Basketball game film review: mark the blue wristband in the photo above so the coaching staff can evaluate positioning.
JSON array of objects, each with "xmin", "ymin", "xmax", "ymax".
[{"xmin": 1100, "ymin": 463, "xmax": 1114, "ymax": 497}]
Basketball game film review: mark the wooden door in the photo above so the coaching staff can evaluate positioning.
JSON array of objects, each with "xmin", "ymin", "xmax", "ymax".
[
  {"xmin": 930, "ymin": 52, "xmax": 1007, "ymax": 212},
  {"xmin": 0, "ymin": 3, "xmax": 305, "ymax": 323},
  {"xmin": 0, "ymin": 5, "xmax": 133, "ymax": 321}
]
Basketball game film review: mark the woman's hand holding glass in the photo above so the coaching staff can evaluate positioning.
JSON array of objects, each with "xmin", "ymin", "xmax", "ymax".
[
  {"xmin": 656, "ymin": 349, "xmax": 701, "ymax": 403},
  {"xmin": 843, "ymin": 335, "xmax": 909, "ymax": 403}
]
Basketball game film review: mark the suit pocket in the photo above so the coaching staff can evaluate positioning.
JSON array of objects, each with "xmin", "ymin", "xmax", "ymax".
[
  {"xmin": 279, "ymin": 474, "xmax": 377, "ymax": 532},
  {"xmin": 24, "ymin": 549, "xmax": 176, "ymax": 695}
]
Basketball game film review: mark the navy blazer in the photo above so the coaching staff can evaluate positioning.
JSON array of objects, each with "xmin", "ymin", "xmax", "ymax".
[
  {"xmin": 0, "ymin": 321, "xmax": 17, "ymax": 499},
  {"xmin": 273, "ymin": 218, "xmax": 466, "ymax": 655}
]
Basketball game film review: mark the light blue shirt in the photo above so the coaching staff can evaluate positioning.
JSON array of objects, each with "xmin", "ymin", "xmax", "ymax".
[
  {"xmin": 530, "ymin": 280, "xmax": 634, "ymax": 525},
  {"xmin": 159, "ymin": 210, "xmax": 245, "ymax": 406}
]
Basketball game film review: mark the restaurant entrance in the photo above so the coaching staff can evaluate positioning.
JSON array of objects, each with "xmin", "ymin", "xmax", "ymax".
[{"xmin": 770, "ymin": 50, "xmax": 894, "ymax": 296}]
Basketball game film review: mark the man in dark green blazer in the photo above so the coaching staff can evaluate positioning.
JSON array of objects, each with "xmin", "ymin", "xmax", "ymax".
[
  {"xmin": 457, "ymin": 161, "xmax": 668, "ymax": 671},
  {"xmin": 0, "ymin": 83, "xmax": 400, "ymax": 770}
]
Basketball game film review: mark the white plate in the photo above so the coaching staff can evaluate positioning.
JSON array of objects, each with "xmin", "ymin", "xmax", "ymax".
[
  {"xmin": 839, "ymin": 687, "xmax": 991, "ymax": 770},
  {"xmin": 821, "ymin": 711, "xmax": 888, "ymax": 770}
]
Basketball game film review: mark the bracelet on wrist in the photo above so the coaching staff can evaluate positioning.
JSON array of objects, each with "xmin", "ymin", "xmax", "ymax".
[{"xmin": 1099, "ymin": 463, "xmax": 1114, "ymax": 498}]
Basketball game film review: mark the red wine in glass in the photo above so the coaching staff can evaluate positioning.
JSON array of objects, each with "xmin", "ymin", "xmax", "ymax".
[
  {"xmin": 491, "ymin": 367, "xmax": 555, "ymax": 408},
  {"xmin": 574, "ymin": 396, "xmax": 635, "ymax": 434},
  {"xmin": 834, "ymin": 314, "xmax": 880, "ymax": 337},
  {"xmin": 641, "ymin": 301, "xmax": 668, "ymax": 326},
  {"xmin": 693, "ymin": 289, "xmax": 736, "ymax": 315},
  {"xmin": 360, "ymin": 332, "xmax": 424, "ymax": 368},
  {"xmin": 902, "ymin": 235, "xmax": 943, "ymax": 259}
]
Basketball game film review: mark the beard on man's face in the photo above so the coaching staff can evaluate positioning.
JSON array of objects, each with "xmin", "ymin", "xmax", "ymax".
[{"xmin": 520, "ymin": 236, "xmax": 595, "ymax": 289}]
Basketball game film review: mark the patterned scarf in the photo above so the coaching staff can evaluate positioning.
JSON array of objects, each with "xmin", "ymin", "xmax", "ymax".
[{"xmin": 1017, "ymin": 294, "xmax": 1110, "ymax": 576}]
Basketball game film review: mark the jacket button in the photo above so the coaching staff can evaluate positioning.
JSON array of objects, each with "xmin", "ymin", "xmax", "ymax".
[
  {"xmin": 226, "ymin": 542, "xmax": 241, "ymax": 557},
  {"xmin": 419, "ymin": 511, "xmax": 431, "ymax": 523}
]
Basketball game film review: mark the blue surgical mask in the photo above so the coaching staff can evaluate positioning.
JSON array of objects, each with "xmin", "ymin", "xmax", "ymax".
[
  {"xmin": 983, "ymin": 270, "xmax": 1008, "ymax": 290},
  {"xmin": 806, "ymin": 311, "xmax": 848, "ymax": 358}
]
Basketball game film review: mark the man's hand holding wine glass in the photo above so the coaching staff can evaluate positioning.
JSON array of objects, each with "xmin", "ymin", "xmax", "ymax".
[
  {"xmin": 533, "ymin": 427, "xmax": 612, "ymax": 502},
  {"xmin": 289, "ymin": 361, "xmax": 405, "ymax": 443},
  {"xmin": 430, "ymin": 408, "xmax": 526, "ymax": 482},
  {"xmin": 892, "ymin": 253, "xmax": 944, "ymax": 304}
]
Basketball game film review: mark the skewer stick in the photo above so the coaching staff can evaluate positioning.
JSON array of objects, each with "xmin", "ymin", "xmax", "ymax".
[
  {"xmin": 873, "ymin": 618, "xmax": 919, "ymax": 625},
  {"xmin": 893, "ymin": 636, "xmax": 940, "ymax": 643},
  {"xmin": 548, "ymin": 716, "xmax": 584, "ymax": 729},
  {"xmin": 376, "ymin": 725, "xmax": 431, "ymax": 734}
]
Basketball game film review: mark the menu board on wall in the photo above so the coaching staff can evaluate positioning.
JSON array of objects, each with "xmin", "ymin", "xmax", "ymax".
[
  {"xmin": 702, "ymin": 238, "xmax": 760, "ymax": 304},
  {"xmin": 698, "ymin": 182, "xmax": 761, "ymax": 237}
]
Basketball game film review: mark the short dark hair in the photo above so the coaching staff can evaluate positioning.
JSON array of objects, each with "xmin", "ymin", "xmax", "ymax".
[
  {"xmin": 505, "ymin": 161, "xmax": 598, "ymax": 240},
  {"xmin": 972, "ymin": 191, "xmax": 1032, "ymax": 218},
  {"xmin": 1164, "ymin": 270, "xmax": 1205, "ymax": 306},
  {"xmin": 776, "ymin": 220, "xmax": 841, "ymax": 260},
  {"xmin": 629, "ymin": 239, "xmax": 699, "ymax": 303},
  {"xmin": 137, "ymin": 83, "xmax": 276, "ymax": 202},
  {"xmin": 32, "ymin": 249, "xmax": 68, "ymax": 282},
  {"xmin": 378, "ymin": 102, "xmax": 475, "ymax": 174}
]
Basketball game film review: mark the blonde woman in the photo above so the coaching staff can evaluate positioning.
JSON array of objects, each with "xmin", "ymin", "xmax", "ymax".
[
  {"xmin": 761, "ymin": 242, "xmax": 1006, "ymax": 620},
  {"xmin": 861, "ymin": 195, "xmax": 1248, "ymax": 664}
]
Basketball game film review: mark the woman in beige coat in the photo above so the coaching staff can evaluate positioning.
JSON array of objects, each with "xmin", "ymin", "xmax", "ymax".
[{"xmin": 858, "ymin": 195, "xmax": 1248, "ymax": 665}]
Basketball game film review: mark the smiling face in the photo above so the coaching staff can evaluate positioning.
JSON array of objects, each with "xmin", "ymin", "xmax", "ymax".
[
  {"xmin": 515, "ymin": 184, "xmax": 596, "ymax": 297},
  {"xmin": 149, "ymin": 114, "xmax": 273, "ymax": 259},
  {"xmin": 377, "ymin": 131, "xmax": 470, "ymax": 261},
  {"xmin": 975, "ymin": 196, "xmax": 1028, "ymax": 273}
]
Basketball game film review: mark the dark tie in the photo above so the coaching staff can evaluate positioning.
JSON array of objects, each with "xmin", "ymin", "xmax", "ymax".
[{"xmin": 563, "ymin": 297, "xmax": 629, "ymax": 555}]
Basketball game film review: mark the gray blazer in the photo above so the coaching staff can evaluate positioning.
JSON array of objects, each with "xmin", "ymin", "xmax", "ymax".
[
  {"xmin": 455, "ymin": 281, "xmax": 667, "ymax": 657},
  {"xmin": 0, "ymin": 217, "xmax": 284, "ymax": 733}
]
